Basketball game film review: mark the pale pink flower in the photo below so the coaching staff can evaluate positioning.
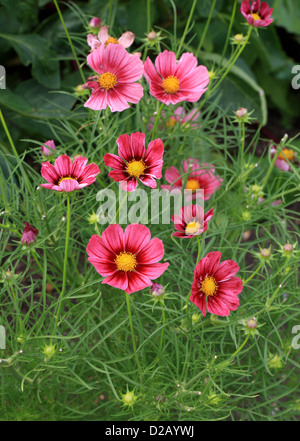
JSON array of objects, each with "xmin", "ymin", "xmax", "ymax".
[{"xmin": 98, "ymin": 25, "xmax": 135, "ymax": 49}]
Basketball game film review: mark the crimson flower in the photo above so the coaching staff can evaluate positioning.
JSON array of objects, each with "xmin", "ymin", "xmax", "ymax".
[
  {"xmin": 104, "ymin": 132, "xmax": 164, "ymax": 191},
  {"xmin": 162, "ymin": 158, "xmax": 222, "ymax": 200},
  {"xmin": 240, "ymin": 0, "xmax": 273, "ymax": 27},
  {"xmin": 190, "ymin": 251, "xmax": 243, "ymax": 317},
  {"xmin": 41, "ymin": 155, "xmax": 100, "ymax": 192},
  {"xmin": 86, "ymin": 224, "xmax": 169, "ymax": 294},
  {"xmin": 144, "ymin": 50, "xmax": 209, "ymax": 105},
  {"xmin": 171, "ymin": 205, "xmax": 214, "ymax": 238}
]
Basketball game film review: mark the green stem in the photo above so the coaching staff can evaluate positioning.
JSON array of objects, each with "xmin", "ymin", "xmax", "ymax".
[
  {"xmin": 147, "ymin": 0, "xmax": 151, "ymax": 33},
  {"xmin": 195, "ymin": 0, "xmax": 217, "ymax": 57},
  {"xmin": 219, "ymin": 0, "xmax": 238, "ymax": 65},
  {"xmin": 53, "ymin": 0, "xmax": 86, "ymax": 83},
  {"xmin": 196, "ymin": 235, "xmax": 201, "ymax": 263},
  {"xmin": 52, "ymin": 195, "xmax": 71, "ymax": 336},
  {"xmin": 176, "ymin": 0, "xmax": 197, "ymax": 57},
  {"xmin": 125, "ymin": 292, "xmax": 142, "ymax": 375},
  {"xmin": 151, "ymin": 102, "xmax": 164, "ymax": 140},
  {"xmin": 159, "ymin": 306, "xmax": 166, "ymax": 353},
  {"xmin": 243, "ymin": 262, "xmax": 262, "ymax": 286}
]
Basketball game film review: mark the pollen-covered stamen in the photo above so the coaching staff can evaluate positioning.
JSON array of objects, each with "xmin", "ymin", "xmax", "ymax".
[
  {"xmin": 185, "ymin": 220, "xmax": 201, "ymax": 235},
  {"xmin": 98, "ymin": 72, "xmax": 117, "ymax": 90},
  {"xmin": 115, "ymin": 252, "xmax": 137, "ymax": 272},
  {"xmin": 278, "ymin": 148, "xmax": 294, "ymax": 162},
  {"xmin": 251, "ymin": 12, "xmax": 261, "ymax": 21},
  {"xmin": 162, "ymin": 76, "xmax": 180, "ymax": 94},
  {"xmin": 58, "ymin": 176, "xmax": 77, "ymax": 186},
  {"xmin": 201, "ymin": 276, "xmax": 218, "ymax": 297},
  {"xmin": 185, "ymin": 178, "xmax": 200, "ymax": 191},
  {"xmin": 105, "ymin": 37, "xmax": 119, "ymax": 47},
  {"xmin": 126, "ymin": 159, "xmax": 146, "ymax": 178}
]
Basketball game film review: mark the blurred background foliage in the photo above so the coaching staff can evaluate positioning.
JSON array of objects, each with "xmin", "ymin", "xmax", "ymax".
[{"xmin": 0, "ymin": 0, "xmax": 299, "ymax": 151}]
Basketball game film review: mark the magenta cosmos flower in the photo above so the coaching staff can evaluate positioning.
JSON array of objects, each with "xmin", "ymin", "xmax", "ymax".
[
  {"xmin": 83, "ymin": 44, "xmax": 144, "ymax": 112},
  {"xmin": 41, "ymin": 155, "xmax": 100, "ymax": 192},
  {"xmin": 190, "ymin": 251, "xmax": 243, "ymax": 317},
  {"xmin": 240, "ymin": 0, "xmax": 273, "ymax": 27},
  {"xmin": 270, "ymin": 145, "xmax": 296, "ymax": 172},
  {"xmin": 144, "ymin": 50, "xmax": 209, "ymax": 105},
  {"xmin": 21, "ymin": 222, "xmax": 38, "ymax": 245},
  {"xmin": 171, "ymin": 205, "xmax": 214, "ymax": 238},
  {"xmin": 41, "ymin": 140, "xmax": 56, "ymax": 156},
  {"xmin": 162, "ymin": 158, "xmax": 222, "ymax": 201},
  {"xmin": 86, "ymin": 224, "xmax": 169, "ymax": 294},
  {"xmin": 104, "ymin": 132, "xmax": 164, "ymax": 191}
]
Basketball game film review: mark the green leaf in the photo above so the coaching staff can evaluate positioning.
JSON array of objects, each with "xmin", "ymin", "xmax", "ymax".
[{"xmin": 0, "ymin": 33, "xmax": 60, "ymax": 89}]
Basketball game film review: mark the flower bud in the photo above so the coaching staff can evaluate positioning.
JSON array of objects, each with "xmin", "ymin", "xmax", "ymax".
[
  {"xmin": 21, "ymin": 222, "xmax": 38, "ymax": 245},
  {"xmin": 147, "ymin": 31, "xmax": 157, "ymax": 41},
  {"xmin": 232, "ymin": 33, "xmax": 245, "ymax": 44},
  {"xmin": 235, "ymin": 107, "xmax": 248, "ymax": 119},
  {"xmin": 43, "ymin": 344, "xmax": 56, "ymax": 362},
  {"xmin": 121, "ymin": 389, "xmax": 137, "ymax": 407},
  {"xmin": 260, "ymin": 248, "xmax": 271, "ymax": 260},
  {"xmin": 241, "ymin": 210, "xmax": 251, "ymax": 221},
  {"xmin": 150, "ymin": 282, "xmax": 164, "ymax": 297},
  {"xmin": 41, "ymin": 140, "xmax": 56, "ymax": 156},
  {"xmin": 267, "ymin": 353, "xmax": 283, "ymax": 370},
  {"xmin": 246, "ymin": 318, "xmax": 257, "ymax": 330},
  {"xmin": 283, "ymin": 243, "xmax": 293, "ymax": 254},
  {"xmin": 89, "ymin": 17, "xmax": 101, "ymax": 30}
]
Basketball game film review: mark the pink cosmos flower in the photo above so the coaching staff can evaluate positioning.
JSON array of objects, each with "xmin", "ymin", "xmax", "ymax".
[
  {"xmin": 190, "ymin": 251, "xmax": 243, "ymax": 317},
  {"xmin": 41, "ymin": 155, "xmax": 100, "ymax": 192},
  {"xmin": 86, "ymin": 223, "xmax": 169, "ymax": 294},
  {"xmin": 41, "ymin": 140, "xmax": 56, "ymax": 156},
  {"xmin": 144, "ymin": 50, "xmax": 209, "ymax": 105},
  {"xmin": 83, "ymin": 44, "xmax": 144, "ymax": 112},
  {"xmin": 21, "ymin": 222, "xmax": 38, "ymax": 245},
  {"xmin": 171, "ymin": 205, "xmax": 214, "ymax": 238},
  {"xmin": 270, "ymin": 145, "xmax": 296, "ymax": 172},
  {"xmin": 104, "ymin": 132, "xmax": 164, "ymax": 191},
  {"xmin": 240, "ymin": 0, "xmax": 273, "ymax": 27},
  {"xmin": 162, "ymin": 158, "xmax": 222, "ymax": 201}
]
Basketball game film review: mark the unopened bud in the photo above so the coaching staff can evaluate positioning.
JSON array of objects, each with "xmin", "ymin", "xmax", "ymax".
[
  {"xmin": 150, "ymin": 282, "xmax": 164, "ymax": 297},
  {"xmin": 246, "ymin": 318, "xmax": 257, "ymax": 330},
  {"xmin": 147, "ymin": 31, "xmax": 157, "ymax": 40}
]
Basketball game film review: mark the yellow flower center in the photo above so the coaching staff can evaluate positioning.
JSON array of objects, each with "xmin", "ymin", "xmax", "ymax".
[
  {"xmin": 251, "ymin": 13, "xmax": 261, "ymax": 21},
  {"xmin": 115, "ymin": 252, "xmax": 137, "ymax": 272},
  {"xmin": 58, "ymin": 176, "xmax": 77, "ymax": 185},
  {"xmin": 278, "ymin": 148, "xmax": 294, "ymax": 162},
  {"xmin": 105, "ymin": 37, "xmax": 119, "ymax": 47},
  {"xmin": 98, "ymin": 72, "xmax": 117, "ymax": 90},
  {"xmin": 126, "ymin": 159, "xmax": 146, "ymax": 178},
  {"xmin": 185, "ymin": 220, "xmax": 201, "ymax": 235},
  {"xmin": 201, "ymin": 276, "xmax": 218, "ymax": 297},
  {"xmin": 185, "ymin": 179, "xmax": 200, "ymax": 191},
  {"xmin": 162, "ymin": 76, "xmax": 180, "ymax": 94}
]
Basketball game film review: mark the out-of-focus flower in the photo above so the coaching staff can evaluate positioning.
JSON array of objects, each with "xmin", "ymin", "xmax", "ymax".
[
  {"xmin": 148, "ymin": 106, "xmax": 200, "ymax": 131},
  {"xmin": 162, "ymin": 158, "xmax": 222, "ymax": 201},
  {"xmin": 41, "ymin": 140, "xmax": 56, "ymax": 156},
  {"xmin": 144, "ymin": 50, "xmax": 209, "ymax": 105},
  {"xmin": 171, "ymin": 205, "xmax": 214, "ymax": 238},
  {"xmin": 41, "ymin": 155, "xmax": 100, "ymax": 192},
  {"xmin": 231, "ymin": 33, "xmax": 246, "ymax": 45},
  {"xmin": 98, "ymin": 25, "xmax": 135, "ymax": 49},
  {"xmin": 270, "ymin": 145, "xmax": 296, "ymax": 172},
  {"xmin": 86, "ymin": 224, "xmax": 169, "ymax": 294},
  {"xmin": 104, "ymin": 132, "xmax": 164, "ymax": 191},
  {"xmin": 240, "ymin": 0, "xmax": 273, "ymax": 28},
  {"xmin": 190, "ymin": 251, "xmax": 243, "ymax": 317},
  {"xmin": 21, "ymin": 222, "xmax": 38, "ymax": 245},
  {"xmin": 83, "ymin": 44, "xmax": 143, "ymax": 112}
]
